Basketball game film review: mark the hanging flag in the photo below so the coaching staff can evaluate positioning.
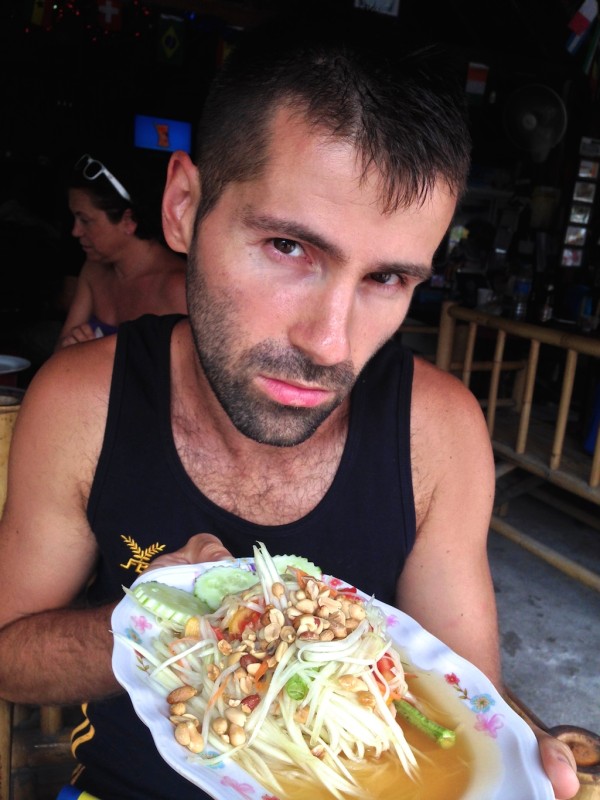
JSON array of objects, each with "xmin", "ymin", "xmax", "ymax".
[
  {"xmin": 583, "ymin": 18, "xmax": 600, "ymax": 73},
  {"xmin": 567, "ymin": 24, "xmax": 593, "ymax": 54},
  {"xmin": 31, "ymin": 0, "xmax": 53, "ymax": 27},
  {"xmin": 569, "ymin": 0, "xmax": 598, "ymax": 35},
  {"xmin": 158, "ymin": 14, "xmax": 185, "ymax": 66},
  {"xmin": 215, "ymin": 37, "xmax": 236, "ymax": 68},
  {"xmin": 465, "ymin": 62, "xmax": 489, "ymax": 103},
  {"xmin": 353, "ymin": 0, "xmax": 400, "ymax": 16},
  {"xmin": 97, "ymin": 0, "xmax": 123, "ymax": 32}
]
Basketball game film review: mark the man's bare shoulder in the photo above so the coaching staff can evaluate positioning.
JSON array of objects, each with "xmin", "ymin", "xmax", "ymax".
[
  {"xmin": 411, "ymin": 355, "xmax": 487, "ymax": 430},
  {"xmin": 29, "ymin": 334, "xmax": 115, "ymax": 397},
  {"xmin": 410, "ymin": 356, "xmax": 494, "ymax": 520},
  {"xmin": 18, "ymin": 336, "xmax": 116, "ymax": 457}
]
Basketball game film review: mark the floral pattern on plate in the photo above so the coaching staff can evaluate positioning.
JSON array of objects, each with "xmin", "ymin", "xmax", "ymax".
[{"xmin": 112, "ymin": 561, "xmax": 553, "ymax": 800}]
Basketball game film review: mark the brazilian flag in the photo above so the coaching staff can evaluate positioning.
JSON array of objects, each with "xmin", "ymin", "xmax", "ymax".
[{"xmin": 158, "ymin": 14, "xmax": 185, "ymax": 67}]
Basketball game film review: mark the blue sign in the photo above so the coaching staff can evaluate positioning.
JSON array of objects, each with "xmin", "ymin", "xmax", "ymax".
[{"xmin": 134, "ymin": 114, "xmax": 192, "ymax": 154}]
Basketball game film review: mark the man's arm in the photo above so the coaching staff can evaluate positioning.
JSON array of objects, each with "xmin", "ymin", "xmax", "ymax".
[
  {"xmin": 397, "ymin": 357, "xmax": 499, "ymax": 679},
  {"xmin": 400, "ymin": 358, "xmax": 579, "ymax": 800},
  {"xmin": 0, "ymin": 339, "xmax": 120, "ymax": 704}
]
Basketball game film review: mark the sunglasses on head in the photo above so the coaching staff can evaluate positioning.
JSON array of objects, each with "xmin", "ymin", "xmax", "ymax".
[{"xmin": 74, "ymin": 154, "xmax": 132, "ymax": 202}]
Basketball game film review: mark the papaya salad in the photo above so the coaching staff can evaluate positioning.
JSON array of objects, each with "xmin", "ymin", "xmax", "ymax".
[{"xmin": 115, "ymin": 543, "xmax": 457, "ymax": 799}]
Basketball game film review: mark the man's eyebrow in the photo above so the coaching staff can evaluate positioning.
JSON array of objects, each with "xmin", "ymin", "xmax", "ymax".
[
  {"xmin": 378, "ymin": 262, "xmax": 433, "ymax": 282},
  {"xmin": 241, "ymin": 209, "xmax": 433, "ymax": 282},
  {"xmin": 241, "ymin": 210, "xmax": 345, "ymax": 261}
]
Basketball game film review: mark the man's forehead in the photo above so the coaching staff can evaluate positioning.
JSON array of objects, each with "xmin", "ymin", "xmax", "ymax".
[{"xmin": 259, "ymin": 106, "xmax": 455, "ymax": 217}]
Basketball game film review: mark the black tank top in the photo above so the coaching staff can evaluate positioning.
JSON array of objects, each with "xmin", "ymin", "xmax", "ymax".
[{"xmin": 74, "ymin": 313, "xmax": 417, "ymax": 799}]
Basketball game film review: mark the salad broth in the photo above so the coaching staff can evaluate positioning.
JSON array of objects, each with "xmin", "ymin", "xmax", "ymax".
[{"xmin": 272, "ymin": 667, "xmax": 499, "ymax": 800}]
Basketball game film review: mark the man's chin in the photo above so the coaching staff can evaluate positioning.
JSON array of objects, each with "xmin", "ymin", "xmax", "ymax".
[{"xmin": 230, "ymin": 402, "xmax": 338, "ymax": 448}]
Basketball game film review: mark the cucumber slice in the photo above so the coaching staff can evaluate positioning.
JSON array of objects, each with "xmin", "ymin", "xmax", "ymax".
[
  {"xmin": 272, "ymin": 555, "xmax": 321, "ymax": 579},
  {"xmin": 194, "ymin": 567, "xmax": 259, "ymax": 611},
  {"xmin": 132, "ymin": 581, "xmax": 210, "ymax": 624}
]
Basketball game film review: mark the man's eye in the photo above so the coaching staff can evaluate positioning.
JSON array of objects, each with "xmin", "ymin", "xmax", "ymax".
[
  {"xmin": 272, "ymin": 238, "xmax": 303, "ymax": 256},
  {"xmin": 370, "ymin": 272, "xmax": 404, "ymax": 286}
]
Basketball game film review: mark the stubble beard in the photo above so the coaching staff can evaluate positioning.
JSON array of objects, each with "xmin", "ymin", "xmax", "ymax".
[{"xmin": 186, "ymin": 256, "xmax": 356, "ymax": 448}]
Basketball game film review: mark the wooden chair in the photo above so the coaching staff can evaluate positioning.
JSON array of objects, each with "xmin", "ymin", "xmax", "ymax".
[
  {"xmin": 435, "ymin": 300, "xmax": 600, "ymax": 592},
  {"xmin": 0, "ymin": 702, "xmax": 76, "ymax": 800},
  {"xmin": 1, "ymin": 396, "xmax": 77, "ymax": 800}
]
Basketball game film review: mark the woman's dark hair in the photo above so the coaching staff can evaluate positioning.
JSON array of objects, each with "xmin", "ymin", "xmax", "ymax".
[
  {"xmin": 194, "ymin": 6, "xmax": 472, "ymax": 222},
  {"xmin": 68, "ymin": 153, "xmax": 164, "ymax": 241}
]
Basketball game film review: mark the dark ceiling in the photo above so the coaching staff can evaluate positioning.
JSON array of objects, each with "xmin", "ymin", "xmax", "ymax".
[{"xmin": 0, "ymin": 0, "xmax": 596, "ymax": 184}]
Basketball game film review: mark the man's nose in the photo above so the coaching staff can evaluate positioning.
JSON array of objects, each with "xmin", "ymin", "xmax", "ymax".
[{"xmin": 288, "ymin": 284, "xmax": 354, "ymax": 367}]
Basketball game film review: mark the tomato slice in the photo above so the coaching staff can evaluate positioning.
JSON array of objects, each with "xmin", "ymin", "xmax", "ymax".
[{"xmin": 228, "ymin": 606, "xmax": 261, "ymax": 637}]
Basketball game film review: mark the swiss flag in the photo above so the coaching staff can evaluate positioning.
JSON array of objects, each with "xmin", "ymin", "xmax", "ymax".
[{"xmin": 97, "ymin": 0, "xmax": 123, "ymax": 31}]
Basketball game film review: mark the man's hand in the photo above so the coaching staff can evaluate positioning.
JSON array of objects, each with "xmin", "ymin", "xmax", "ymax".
[
  {"xmin": 147, "ymin": 533, "xmax": 233, "ymax": 571},
  {"xmin": 533, "ymin": 724, "xmax": 580, "ymax": 799}
]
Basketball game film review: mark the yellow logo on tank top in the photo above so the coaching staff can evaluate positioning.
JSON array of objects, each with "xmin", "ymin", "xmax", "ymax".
[{"xmin": 119, "ymin": 535, "xmax": 166, "ymax": 573}]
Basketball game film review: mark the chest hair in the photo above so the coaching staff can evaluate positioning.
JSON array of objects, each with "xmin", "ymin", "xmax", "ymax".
[{"xmin": 172, "ymin": 414, "xmax": 347, "ymax": 525}]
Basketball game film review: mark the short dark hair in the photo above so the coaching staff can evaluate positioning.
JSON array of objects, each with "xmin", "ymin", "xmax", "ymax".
[{"xmin": 194, "ymin": 7, "xmax": 472, "ymax": 222}]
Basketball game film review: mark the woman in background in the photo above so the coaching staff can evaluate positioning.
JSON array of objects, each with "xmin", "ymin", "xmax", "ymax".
[{"xmin": 57, "ymin": 152, "xmax": 187, "ymax": 348}]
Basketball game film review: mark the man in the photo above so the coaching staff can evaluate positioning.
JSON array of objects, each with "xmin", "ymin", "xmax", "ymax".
[{"xmin": 0, "ymin": 8, "xmax": 579, "ymax": 799}]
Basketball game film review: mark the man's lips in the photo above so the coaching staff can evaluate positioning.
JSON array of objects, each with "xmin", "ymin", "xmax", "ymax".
[{"xmin": 256, "ymin": 375, "xmax": 334, "ymax": 408}]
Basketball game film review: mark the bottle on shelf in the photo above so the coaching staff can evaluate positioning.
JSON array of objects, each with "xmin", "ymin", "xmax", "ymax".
[
  {"xmin": 511, "ymin": 267, "xmax": 533, "ymax": 321},
  {"xmin": 537, "ymin": 281, "xmax": 554, "ymax": 323}
]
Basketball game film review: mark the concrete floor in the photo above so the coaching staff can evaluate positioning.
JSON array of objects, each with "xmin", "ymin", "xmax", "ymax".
[{"xmin": 488, "ymin": 477, "xmax": 600, "ymax": 735}]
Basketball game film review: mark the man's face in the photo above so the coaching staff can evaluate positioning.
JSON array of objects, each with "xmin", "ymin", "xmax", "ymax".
[{"xmin": 186, "ymin": 109, "xmax": 457, "ymax": 447}]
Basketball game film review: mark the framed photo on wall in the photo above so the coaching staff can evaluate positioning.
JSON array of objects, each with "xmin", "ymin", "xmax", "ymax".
[
  {"xmin": 573, "ymin": 182, "xmax": 596, "ymax": 203},
  {"xmin": 561, "ymin": 247, "xmax": 583, "ymax": 267},
  {"xmin": 570, "ymin": 203, "xmax": 592, "ymax": 224},
  {"xmin": 565, "ymin": 225, "xmax": 588, "ymax": 246},
  {"xmin": 578, "ymin": 160, "xmax": 599, "ymax": 179}
]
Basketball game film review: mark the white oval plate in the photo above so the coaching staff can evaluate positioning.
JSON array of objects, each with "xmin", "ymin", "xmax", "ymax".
[
  {"xmin": 111, "ymin": 561, "xmax": 553, "ymax": 800},
  {"xmin": 0, "ymin": 354, "xmax": 30, "ymax": 375}
]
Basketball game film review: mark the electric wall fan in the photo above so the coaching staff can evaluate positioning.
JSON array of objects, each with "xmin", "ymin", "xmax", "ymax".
[{"xmin": 503, "ymin": 84, "xmax": 568, "ymax": 163}]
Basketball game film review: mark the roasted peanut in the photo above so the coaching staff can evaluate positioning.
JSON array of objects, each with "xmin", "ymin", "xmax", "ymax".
[
  {"xmin": 212, "ymin": 717, "xmax": 228, "ymax": 735},
  {"xmin": 229, "ymin": 723, "xmax": 247, "ymax": 747},
  {"xmin": 357, "ymin": 691, "xmax": 376, "ymax": 709},
  {"xmin": 338, "ymin": 674, "xmax": 369, "ymax": 692},
  {"xmin": 225, "ymin": 707, "xmax": 247, "ymax": 727},
  {"xmin": 167, "ymin": 685, "xmax": 197, "ymax": 704},
  {"xmin": 241, "ymin": 693, "xmax": 260, "ymax": 713}
]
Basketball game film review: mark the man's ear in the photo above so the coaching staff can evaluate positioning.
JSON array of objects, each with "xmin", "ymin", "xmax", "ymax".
[{"xmin": 162, "ymin": 151, "xmax": 201, "ymax": 254}]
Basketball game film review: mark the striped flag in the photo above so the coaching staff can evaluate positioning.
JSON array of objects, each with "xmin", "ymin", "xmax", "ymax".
[
  {"xmin": 465, "ymin": 62, "xmax": 489, "ymax": 103},
  {"xmin": 567, "ymin": 0, "xmax": 598, "ymax": 54},
  {"xmin": 569, "ymin": 0, "xmax": 598, "ymax": 34}
]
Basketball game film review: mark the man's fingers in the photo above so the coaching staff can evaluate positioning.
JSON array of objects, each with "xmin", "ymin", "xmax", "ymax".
[
  {"xmin": 187, "ymin": 533, "xmax": 234, "ymax": 563},
  {"xmin": 147, "ymin": 533, "xmax": 234, "ymax": 571},
  {"xmin": 536, "ymin": 729, "xmax": 580, "ymax": 800}
]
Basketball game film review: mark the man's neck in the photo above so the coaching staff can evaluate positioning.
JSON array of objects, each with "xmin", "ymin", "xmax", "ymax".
[{"xmin": 168, "ymin": 320, "xmax": 350, "ymax": 523}]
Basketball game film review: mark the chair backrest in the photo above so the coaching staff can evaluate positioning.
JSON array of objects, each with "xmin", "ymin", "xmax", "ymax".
[
  {"xmin": 0, "ymin": 394, "xmax": 77, "ymax": 799},
  {"xmin": 0, "ymin": 390, "xmax": 21, "ymax": 515},
  {"xmin": 435, "ymin": 301, "xmax": 600, "ymax": 505}
]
